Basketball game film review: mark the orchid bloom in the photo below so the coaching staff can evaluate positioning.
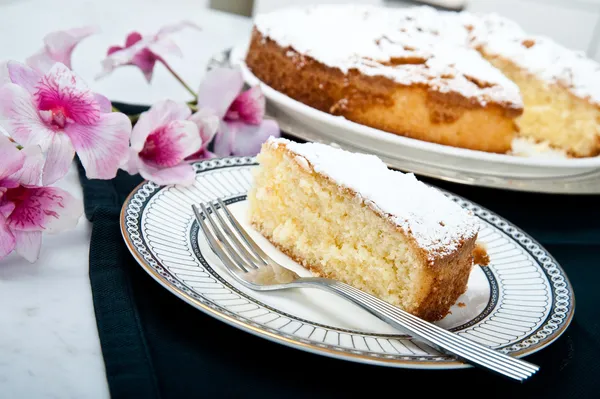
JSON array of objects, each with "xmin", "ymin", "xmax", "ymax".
[
  {"xmin": 26, "ymin": 26, "xmax": 99, "ymax": 73},
  {"xmin": 0, "ymin": 61, "xmax": 132, "ymax": 185},
  {"xmin": 186, "ymin": 107, "xmax": 220, "ymax": 160},
  {"xmin": 97, "ymin": 21, "xmax": 199, "ymax": 82},
  {"xmin": 196, "ymin": 67, "xmax": 279, "ymax": 157},
  {"xmin": 0, "ymin": 136, "xmax": 82, "ymax": 262},
  {"xmin": 122, "ymin": 99, "xmax": 218, "ymax": 186}
]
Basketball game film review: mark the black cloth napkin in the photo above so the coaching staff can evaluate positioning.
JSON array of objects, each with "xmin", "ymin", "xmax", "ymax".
[{"xmin": 77, "ymin": 149, "xmax": 600, "ymax": 399}]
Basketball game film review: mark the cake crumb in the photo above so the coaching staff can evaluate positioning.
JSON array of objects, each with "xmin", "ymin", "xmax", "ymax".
[
  {"xmin": 458, "ymin": 302, "xmax": 466, "ymax": 308},
  {"xmin": 473, "ymin": 243, "xmax": 490, "ymax": 266},
  {"xmin": 521, "ymin": 39, "xmax": 535, "ymax": 49}
]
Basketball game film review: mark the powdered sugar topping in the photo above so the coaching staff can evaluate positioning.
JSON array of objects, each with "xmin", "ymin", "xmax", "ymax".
[
  {"xmin": 468, "ymin": 13, "xmax": 600, "ymax": 105},
  {"xmin": 269, "ymin": 137, "xmax": 479, "ymax": 260},
  {"xmin": 254, "ymin": 5, "xmax": 523, "ymax": 109}
]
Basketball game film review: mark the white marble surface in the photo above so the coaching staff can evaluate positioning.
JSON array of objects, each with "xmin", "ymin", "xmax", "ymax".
[
  {"xmin": 0, "ymin": 165, "xmax": 105, "ymax": 399},
  {"xmin": 0, "ymin": 1, "xmax": 252, "ymax": 397}
]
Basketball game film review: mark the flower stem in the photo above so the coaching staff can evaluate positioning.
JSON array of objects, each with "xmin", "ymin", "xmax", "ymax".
[
  {"xmin": 162, "ymin": 61, "xmax": 197, "ymax": 100},
  {"xmin": 7, "ymin": 137, "xmax": 22, "ymax": 149}
]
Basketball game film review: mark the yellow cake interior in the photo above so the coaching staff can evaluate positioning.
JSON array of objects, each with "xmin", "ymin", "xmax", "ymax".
[
  {"xmin": 483, "ymin": 55, "xmax": 600, "ymax": 157},
  {"xmin": 247, "ymin": 144, "xmax": 432, "ymax": 314}
]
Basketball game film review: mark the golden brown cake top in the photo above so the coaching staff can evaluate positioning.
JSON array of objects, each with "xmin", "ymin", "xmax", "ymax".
[
  {"xmin": 467, "ymin": 12, "xmax": 600, "ymax": 106},
  {"xmin": 254, "ymin": 4, "xmax": 523, "ymax": 111},
  {"xmin": 268, "ymin": 137, "xmax": 480, "ymax": 261}
]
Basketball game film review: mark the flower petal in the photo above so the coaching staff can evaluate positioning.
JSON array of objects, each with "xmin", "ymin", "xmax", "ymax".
[
  {"xmin": 131, "ymin": 100, "xmax": 191, "ymax": 151},
  {"xmin": 36, "ymin": 63, "xmax": 101, "ymax": 125},
  {"xmin": 65, "ymin": 111, "xmax": 131, "ymax": 180},
  {"xmin": 7, "ymin": 61, "xmax": 41, "ymax": 95},
  {"xmin": 97, "ymin": 23, "xmax": 198, "ymax": 82},
  {"xmin": 130, "ymin": 49, "xmax": 158, "ymax": 82},
  {"xmin": 42, "ymin": 26, "xmax": 100, "ymax": 69},
  {"xmin": 120, "ymin": 147, "xmax": 142, "ymax": 176},
  {"xmin": 7, "ymin": 186, "xmax": 82, "ymax": 233},
  {"xmin": 0, "ymin": 135, "xmax": 25, "ymax": 181},
  {"xmin": 138, "ymin": 120, "xmax": 201, "ymax": 167},
  {"xmin": 148, "ymin": 37, "xmax": 182, "ymax": 60},
  {"xmin": 10, "ymin": 145, "xmax": 44, "ymax": 186},
  {"xmin": 93, "ymin": 93, "xmax": 112, "ymax": 113},
  {"xmin": 0, "ymin": 201, "xmax": 15, "ymax": 218},
  {"xmin": 42, "ymin": 133, "xmax": 75, "ymax": 186},
  {"xmin": 196, "ymin": 67, "xmax": 244, "ymax": 118},
  {"xmin": 0, "ymin": 83, "xmax": 55, "ymax": 150},
  {"xmin": 24, "ymin": 51, "xmax": 56, "ymax": 76},
  {"xmin": 225, "ymin": 86, "xmax": 265, "ymax": 125},
  {"xmin": 96, "ymin": 36, "xmax": 148, "ymax": 80},
  {"xmin": 96, "ymin": 57, "xmax": 119, "ymax": 80},
  {"xmin": 107, "ymin": 45, "xmax": 123, "ymax": 56},
  {"xmin": 138, "ymin": 162, "xmax": 196, "ymax": 186},
  {"xmin": 0, "ymin": 213, "xmax": 16, "ymax": 260},
  {"xmin": 13, "ymin": 230, "xmax": 42, "ymax": 263},
  {"xmin": 188, "ymin": 107, "xmax": 219, "ymax": 145},
  {"xmin": 157, "ymin": 21, "xmax": 201, "ymax": 36},
  {"xmin": 149, "ymin": 21, "xmax": 202, "ymax": 62},
  {"xmin": 185, "ymin": 148, "xmax": 216, "ymax": 162},
  {"xmin": 217, "ymin": 120, "xmax": 280, "ymax": 157},
  {"xmin": 125, "ymin": 32, "xmax": 144, "ymax": 48},
  {"xmin": 212, "ymin": 121, "xmax": 235, "ymax": 157},
  {"xmin": 97, "ymin": 36, "xmax": 156, "ymax": 81},
  {"xmin": 201, "ymin": 150, "xmax": 217, "ymax": 159}
]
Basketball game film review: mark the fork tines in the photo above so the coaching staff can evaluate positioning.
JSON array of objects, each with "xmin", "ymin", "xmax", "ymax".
[{"xmin": 192, "ymin": 200, "xmax": 269, "ymax": 275}]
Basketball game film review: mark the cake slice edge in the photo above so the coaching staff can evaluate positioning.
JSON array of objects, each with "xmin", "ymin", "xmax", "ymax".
[{"xmin": 248, "ymin": 138, "xmax": 485, "ymax": 321}]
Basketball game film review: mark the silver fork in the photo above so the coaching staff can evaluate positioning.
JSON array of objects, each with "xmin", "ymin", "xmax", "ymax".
[{"xmin": 192, "ymin": 199, "xmax": 539, "ymax": 381}]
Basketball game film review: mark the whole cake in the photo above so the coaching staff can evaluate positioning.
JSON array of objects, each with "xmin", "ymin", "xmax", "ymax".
[
  {"xmin": 245, "ymin": 5, "xmax": 600, "ymax": 157},
  {"xmin": 248, "ymin": 137, "xmax": 487, "ymax": 321}
]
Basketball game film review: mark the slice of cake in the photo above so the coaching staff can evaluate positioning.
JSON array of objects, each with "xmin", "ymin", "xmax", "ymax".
[
  {"xmin": 245, "ymin": 5, "xmax": 524, "ymax": 154},
  {"xmin": 248, "ymin": 137, "xmax": 484, "ymax": 321},
  {"xmin": 468, "ymin": 13, "xmax": 600, "ymax": 157}
]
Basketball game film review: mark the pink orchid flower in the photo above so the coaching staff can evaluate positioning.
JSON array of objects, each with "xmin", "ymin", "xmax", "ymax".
[
  {"xmin": 186, "ymin": 107, "xmax": 220, "ymax": 160},
  {"xmin": 196, "ymin": 67, "xmax": 279, "ymax": 157},
  {"xmin": 0, "ymin": 61, "xmax": 132, "ymax": 185},
  {"xmin": 26, "ymin": 26, "xmax": 99, "ymax": 73},
  {"xmin": 0, "ymin": 136, "xmax": 82, "ymax": 263},
  {"xmin": 97, "ymin": 21, "xmax": 199, "ymax": 82},
  {"xmin": 122, "ymin": 99, "xmax": 218, "ymax": 186}
]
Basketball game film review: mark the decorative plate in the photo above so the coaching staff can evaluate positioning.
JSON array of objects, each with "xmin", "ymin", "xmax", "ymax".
[
  {"xmin": 121, "ymin": 157, "xmax": 575, "ymax": 369},
  {"xmin": 222, "ymin": 44, "xmax": 600, "ymax": 194}
]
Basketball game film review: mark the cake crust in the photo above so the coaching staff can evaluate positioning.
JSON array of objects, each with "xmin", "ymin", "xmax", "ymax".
[{"xmin": 246, "ymin": 29, "xmax": 521, "ymax": 153}]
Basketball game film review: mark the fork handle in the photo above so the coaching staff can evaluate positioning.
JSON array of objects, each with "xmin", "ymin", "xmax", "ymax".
[{"xmin": 300, "ymin": 278, "xmax": 538, "ymax": 381}]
